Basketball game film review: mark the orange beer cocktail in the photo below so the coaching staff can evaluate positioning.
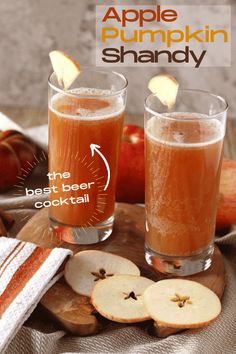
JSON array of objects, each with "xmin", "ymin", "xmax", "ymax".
[
  {"xmin": 144, "ymin": 90, "xmax": 227, "ymax": 275},
  {"xmin": 48, "ymin": 69, "xmax": 127, "ymax": 244}
]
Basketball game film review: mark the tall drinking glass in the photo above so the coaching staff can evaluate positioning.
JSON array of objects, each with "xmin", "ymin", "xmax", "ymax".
[
  {"xmin": 48, "ymin": 68, "xmax": 127, "ymax": 244},
  {"xmin": 144, "ymin": 89, "xmax": 227, "ymax": 275}
]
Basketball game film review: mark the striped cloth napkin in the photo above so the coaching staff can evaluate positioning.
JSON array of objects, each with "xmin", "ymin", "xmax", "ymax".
[{"xmin": 0, "ymin": 237, "xmax": 72, "ymax": 353}]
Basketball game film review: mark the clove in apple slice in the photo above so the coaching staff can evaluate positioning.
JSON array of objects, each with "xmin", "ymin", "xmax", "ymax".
[
  {"xmin": 91, "ymin": 275, "xmax": 154, "ymax": 323},
  {"xmin": 143, "ymin": 279, "xmax": 221, "ymax": 329},
  {"xmin": 64, "ymin": 250, "xmax": 140, "ymax": 297},
  {"xmin": 148, "ymin": 74, "xmax": 179, "ymax": 109},
  {"xmin": 49, "ymin": 50, "xmax": 81, "ymax": 89}
]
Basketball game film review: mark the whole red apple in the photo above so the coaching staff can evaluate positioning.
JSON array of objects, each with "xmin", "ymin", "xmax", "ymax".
[
  {"xmin": 216, "ymin": 158, "xmax": 236, "ymax": 229},
  {"xmin": 116, "ymin": 124, "xmax": 144, "ymax": 203}
]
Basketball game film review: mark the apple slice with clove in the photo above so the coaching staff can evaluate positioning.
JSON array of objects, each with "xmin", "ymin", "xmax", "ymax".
[
  {"xmin": 64, "ymin": 250, "xmax": 140, "ymax": 297},
  {"xmin": 143, "ymin": 279, "xmax": 221, "ymax": 329},
  {"xmin": 49, "ymin": 50, "xmax": 81, "ymax": 89},
  {"xmin": 148, "ymin": 74, "xmax": 179, "ymax": 109},
  {"xmin": 91, "ymin": 275, "xmax": 154, "ymax": 323}
]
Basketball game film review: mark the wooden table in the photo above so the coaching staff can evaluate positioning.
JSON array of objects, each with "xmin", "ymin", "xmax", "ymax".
[{"xmin": 1, "ymin": 105, "xmax": 235, "ymax": 159}]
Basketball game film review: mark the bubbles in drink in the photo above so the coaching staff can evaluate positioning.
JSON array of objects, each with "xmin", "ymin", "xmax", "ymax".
[
  {"xmin": 50, "ymin": 88, "xmax": 124, "ymax": 120},
  {"xmin": 146, "ymin": 112, "xmax": 224, "ymax": 147},
  {"xmin": 145, "ymin": 111, "xmax": 224, "ymax": 257},
  {"xmin": 173, "ymin": 131, "xmax": 184, "ymax": 143}
]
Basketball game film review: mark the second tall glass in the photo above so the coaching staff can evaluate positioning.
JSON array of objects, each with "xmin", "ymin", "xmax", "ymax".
[
  {"xmin": 144, "ymin": 89, "xmax": 227, "ymax": 275},
  {"xmin": 48, "ymin": 68, "xmax": 127, "ymax": 244}
]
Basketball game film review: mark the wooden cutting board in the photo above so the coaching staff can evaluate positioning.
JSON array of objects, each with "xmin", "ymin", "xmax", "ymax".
[{"xmin": 16, "ymin": 203, "xmax": 225, "ymax": 337}]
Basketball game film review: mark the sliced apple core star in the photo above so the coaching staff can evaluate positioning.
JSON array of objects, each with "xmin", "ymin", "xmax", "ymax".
[
  {"xmin": 91, "ymin": 275, "xmax": 154, "ymax": 323},
  {"xmin": 64, "ymin": 250, "xmax": 140, "ymax": 297},
  {"xmin": 143, "ymin": 279, "xmax": 221, "ymax": 329},
  {"xmin": 49, "ymin": 50, "xmax": 81, "ymax": 89},
  {"xmin": 148, "ymin": 74, "xmax": 179, "ymax": 109}
]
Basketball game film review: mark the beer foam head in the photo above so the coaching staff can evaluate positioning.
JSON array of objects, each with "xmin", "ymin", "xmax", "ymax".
[
  {"xmin": 50, "ymin": 88, "xmax": 124, "ymax": 120},
  {"xmin": 146, "ymin": 112, "xmax": 224, "ymax": 147}
]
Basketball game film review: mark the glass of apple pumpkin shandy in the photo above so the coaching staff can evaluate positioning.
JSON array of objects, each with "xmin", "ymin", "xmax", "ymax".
[
  {"xmin": 144, "ymin": 89, "xmax": 228, "ymax": 275},
  {"xmin": 48, "ymin": 69, "xmax": 127, "ymax": 244}
]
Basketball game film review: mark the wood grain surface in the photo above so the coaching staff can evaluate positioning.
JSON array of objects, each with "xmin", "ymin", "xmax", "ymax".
[{"xmin": 17, "ymin": 203, "xmax": 225, "ymax": 338}]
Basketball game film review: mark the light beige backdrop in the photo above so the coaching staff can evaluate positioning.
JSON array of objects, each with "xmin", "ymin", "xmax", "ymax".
[{"xmin": 0, "ymin": 0, "xmax": 235, "ymax": 125}]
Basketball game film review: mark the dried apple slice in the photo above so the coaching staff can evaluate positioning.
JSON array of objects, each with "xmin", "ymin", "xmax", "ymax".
[
  {"xmin": 148, "ymin": 74, "xmax": 179, "ymax": 109},
  {"xmin": 91, "ymin": 275, "xmax": 154, "ymax": 323},
  {"xmin": 143, "ymin": 279, "xmax": 221, "ymax": 329},
  {"xmin": 49, "ymin": 50, "xmax": 80, "ymax": 89},
  {"xmin": 64, "ymin": 250, "xmax": 140, "ymax": 297}
]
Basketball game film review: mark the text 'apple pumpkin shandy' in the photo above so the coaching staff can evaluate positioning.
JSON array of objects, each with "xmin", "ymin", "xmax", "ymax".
[{"xmin": 48, "ymin": 52, "xmax": 127, "ymax": 244}]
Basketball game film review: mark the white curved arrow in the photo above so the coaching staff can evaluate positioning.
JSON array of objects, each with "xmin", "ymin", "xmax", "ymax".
[{"xmin": 90, "ymin": 144, "xmax": 110, "ymax": 191}]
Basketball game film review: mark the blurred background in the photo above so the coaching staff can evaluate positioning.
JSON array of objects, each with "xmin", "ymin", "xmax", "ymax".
[{"xmin": 0, "ymin": 0, "xmax": 235, "ymax": 128}]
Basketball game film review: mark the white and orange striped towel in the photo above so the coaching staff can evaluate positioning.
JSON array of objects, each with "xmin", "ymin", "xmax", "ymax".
[{"xmin": 0, "ymin": 237, "xmax": 72, "ymax": 353}]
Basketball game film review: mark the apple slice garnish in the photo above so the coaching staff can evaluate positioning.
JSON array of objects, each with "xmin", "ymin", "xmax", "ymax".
[
  {"xmin": 143, "ymin": 279, "xmax": 221, "ymax": 329},
  {"xmin": 49, "ymin": 50, "xmax": 80, "ymax": 89},
  {"xmin": 148, "ymin": 74, "xmax": 179, "ymax": 109},
  {"xmin": 91, "ymin": 275, "xmax": 154, "ymax": 323},
  {"xmin": 64, "ymin": 250, "xmax": 140, "ymax": 297}
]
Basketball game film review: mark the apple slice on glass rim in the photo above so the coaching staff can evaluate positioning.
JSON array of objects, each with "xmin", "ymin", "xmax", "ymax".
[
  {"xmin": 148, "ymin": 74, "xmax": 179, "ymax": 110},
  {"xmin": 49, "ymin": 50, "xmax": 81, "ymax": 89}
]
